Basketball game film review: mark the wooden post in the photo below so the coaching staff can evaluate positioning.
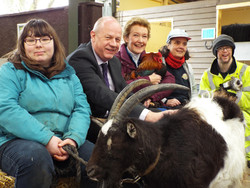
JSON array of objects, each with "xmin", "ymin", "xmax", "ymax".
[{"xmin": 68, "ymin": 0, "xmax": 96, "ymax": 54}]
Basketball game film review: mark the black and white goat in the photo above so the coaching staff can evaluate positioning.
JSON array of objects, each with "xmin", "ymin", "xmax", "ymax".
[{"xmin": 87, "ymin": 79, "xmax": 246, "ymax": 188}]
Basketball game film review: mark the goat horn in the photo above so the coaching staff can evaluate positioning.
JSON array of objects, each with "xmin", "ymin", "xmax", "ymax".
[
  {"xmin": 113, "ymin": 83, "xmax": 189, "ymax": 124},
  {"xmin": 90, "ymin": 116, "xmax": 106, "ymax": 127},
  {"xmin": 108, "ymin": 79, "xmax": 151, "ymax": 120}
]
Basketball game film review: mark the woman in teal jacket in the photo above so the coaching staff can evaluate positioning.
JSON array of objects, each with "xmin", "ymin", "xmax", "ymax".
[{"xmin": 0, "ymin": 19, "xmax": 95, "ymax": 187}]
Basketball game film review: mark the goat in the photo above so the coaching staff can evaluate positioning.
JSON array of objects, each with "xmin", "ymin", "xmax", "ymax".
[{"xmin": 86, "ymin": 79, "xmax": 246, "ymax": 188}]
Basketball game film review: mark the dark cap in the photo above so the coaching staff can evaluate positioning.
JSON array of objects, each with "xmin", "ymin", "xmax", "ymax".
[{"xmin": 212, "ymin": 34, "xmax": 235, "ymax": 57}]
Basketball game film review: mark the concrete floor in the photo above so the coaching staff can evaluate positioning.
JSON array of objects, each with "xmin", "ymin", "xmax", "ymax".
[{"xmin": 243, "ymin": 167, "xmax": 250, "ymax": 187}]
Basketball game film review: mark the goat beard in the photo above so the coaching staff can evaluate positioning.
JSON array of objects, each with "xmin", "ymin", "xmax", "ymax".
[
  {"xmin": 96, "ymin": 167, "xmax": 140, "ymax": 188},
  {"xmin": 97, "ymin": 179, "xmax": 122, "ymax": 188},
  {"xmin": 95, "ymin": 168, "xmax": 127, "ymax": 188}
]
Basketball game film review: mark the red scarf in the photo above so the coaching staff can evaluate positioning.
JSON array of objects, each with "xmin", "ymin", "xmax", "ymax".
[{"xmin": 165, "ymin": 52, "xmax": 185, "ymax": 69}]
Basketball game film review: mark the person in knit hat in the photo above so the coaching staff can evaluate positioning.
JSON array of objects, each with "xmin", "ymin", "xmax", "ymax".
[
  {"xmin": 212, "ymin": 34, "xmax": 235, "ymax": 57},
  {"xmin": 199, "ymin": 34, "xmax": 250, "ymax": 168}
]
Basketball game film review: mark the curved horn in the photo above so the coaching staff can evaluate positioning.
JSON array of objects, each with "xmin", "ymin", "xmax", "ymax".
[
  {"xmin": 90, "ymin": 116, "xmax": 106, "ymax": 127},
  {"xmin": 108, "ymin": 79, "xmax": 151, "ymax": 120},
  {"xmin": 113, "ymin": 83, "xmax": 189, "ymax": 124}
]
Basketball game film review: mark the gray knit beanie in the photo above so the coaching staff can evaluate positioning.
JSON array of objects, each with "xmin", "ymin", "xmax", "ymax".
[{"xmin": 212, "ymin": 34, "xmax": 235, "ymax": 57}]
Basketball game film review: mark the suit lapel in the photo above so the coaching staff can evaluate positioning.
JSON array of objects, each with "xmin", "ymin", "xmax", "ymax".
[{"xmin": 86, "ymin": 42, "xmax": 103, "ymax": 78}]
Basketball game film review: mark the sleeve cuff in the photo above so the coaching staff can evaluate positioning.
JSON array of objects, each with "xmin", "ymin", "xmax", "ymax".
[{"xmin": 139, "ymin": 108, "xmax": 150, "ymax": 120}]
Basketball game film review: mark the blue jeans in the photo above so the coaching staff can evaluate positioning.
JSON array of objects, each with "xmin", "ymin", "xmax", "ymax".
[{"xmin": 0, "ymin": 139, "xmax": 96, "ymax": 188}]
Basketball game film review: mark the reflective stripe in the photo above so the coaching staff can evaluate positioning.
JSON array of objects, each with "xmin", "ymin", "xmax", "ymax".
[
  {"xmin": 242, "ymin": 86, "xmax": 250, "ymax": 92},
  {"xmin": 246, "ymin": 134, "xmax": 250, "ymax": 141},
  {"xmin": 207, "ymin": 71, "xmax": 216, "ymax": 90},
  {"xmin": 236, "ymin": 91, "xmax": 242, "ymax": 104},
  {"xmin": 245, "ymin": 125, "xmax": 250, "ymax": 154},
  {"xmin": 239, "ymin": 64, "xmax": 247, "ymax": 79},
  {"xmin": 235, "ymin": 64, "xmax": 248, "ymax": 102},
  {"xmin": 246, "ymin": 147, "xmax": 250, "ymax": 154}
]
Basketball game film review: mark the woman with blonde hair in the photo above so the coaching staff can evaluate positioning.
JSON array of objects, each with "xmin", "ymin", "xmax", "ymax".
[{"xmin": 116, "ymin": 17, "xmax": 174, "ymax": 109}]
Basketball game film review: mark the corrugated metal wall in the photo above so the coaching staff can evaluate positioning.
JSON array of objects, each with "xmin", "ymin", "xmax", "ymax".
[{"xmin": 116, "ymin": 0, "xmax": 217, "ymax": 84}]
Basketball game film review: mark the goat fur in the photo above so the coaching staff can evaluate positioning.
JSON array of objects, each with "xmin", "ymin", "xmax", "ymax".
[{"xmin": 87, "ymin": 90, "xmax": 246, "ymax": 188}]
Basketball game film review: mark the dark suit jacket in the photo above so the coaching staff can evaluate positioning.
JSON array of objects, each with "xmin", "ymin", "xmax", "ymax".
[{"xmin": 67, "ymin": 42, "xmax": 144, "ymax": 118}]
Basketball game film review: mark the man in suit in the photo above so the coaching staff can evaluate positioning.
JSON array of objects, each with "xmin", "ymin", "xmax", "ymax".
[{"xmin": 67, "ymin": 16, "xmax": 171, "ymax": 143}]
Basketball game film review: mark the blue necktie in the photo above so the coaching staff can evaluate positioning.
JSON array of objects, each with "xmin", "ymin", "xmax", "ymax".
[{"xmin": 101, "ymin": 63, "xmax": 109, "ymax": 88}]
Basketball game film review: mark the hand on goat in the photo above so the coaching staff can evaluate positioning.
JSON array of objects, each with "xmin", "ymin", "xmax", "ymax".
[
  {"xmin": 145, "ymin": 109, "xmax": 178, "ymax": 122},
  {"xmin": 162, "ymin": 109, "xmax": 178, "ymax": 115},
  {"xmin": 54, "ymin": 138, "xmax": 77, "ymax": 161},
  {"xmin": 46, "ymin": 136, "xmax": 64, "ymax": 160}
]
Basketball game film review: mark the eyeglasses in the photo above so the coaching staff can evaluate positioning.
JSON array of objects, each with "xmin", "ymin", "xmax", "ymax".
[
  {"xmin": 218, "ymin": 46, "xmax": 232, "ymax": 52},
  {"xmin": 24, "ymin": 36, "xmax": 53, "ymax": 46}
]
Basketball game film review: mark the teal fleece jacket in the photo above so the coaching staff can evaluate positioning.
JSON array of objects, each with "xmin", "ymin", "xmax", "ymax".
[{"xmin": 0, "ymin": 62, "xmax": 91, "ymax": 148}]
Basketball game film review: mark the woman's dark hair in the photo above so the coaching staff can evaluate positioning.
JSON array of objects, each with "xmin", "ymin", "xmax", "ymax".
[
  {"xmin": 159, "ymin": 44, "xmax": 190, "ymax": 60},
  {"xmin": 7, "ymin": 19, "xmax": 66, "ymax": 78}
]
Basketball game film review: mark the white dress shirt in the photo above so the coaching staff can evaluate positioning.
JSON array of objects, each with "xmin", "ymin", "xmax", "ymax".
[{"xmin": 92, "ymin": 46, "xmax": 149, "ymax": 120}]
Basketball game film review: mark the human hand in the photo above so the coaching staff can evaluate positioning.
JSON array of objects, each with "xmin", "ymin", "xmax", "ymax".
[
  {"xmin": 145, "ymin": 109, "xmax": 178, "ymax": 122},
  {"xmin": 166, "ymin": 98, "xmax": 181, "ymax": 107},
  {"xmin": 149, "ymin": 73, "xmax": 161, "ymax": 85},
  {"xmin": 162, "ymin": 109, "xmax": 178, "ymax": 115},
  {"xmin": 54, "ymin": 138, "xmax": 77, "ymax": 161},
  {"xmin": 143, "ymin": 98, "xmax": 151, "ymax": 108},
  {"xmin": 145, "ymin": 111, "xmax": 164, "ymax": 122},
  {"xmin": 46, "ymin": 136, "xmax": 63, "ymax": 157}
]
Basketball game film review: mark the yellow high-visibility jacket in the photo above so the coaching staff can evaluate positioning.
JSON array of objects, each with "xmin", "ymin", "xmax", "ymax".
[{"xmin": 199, "ymin": 58, "xmax": 250, "ymax": 161}]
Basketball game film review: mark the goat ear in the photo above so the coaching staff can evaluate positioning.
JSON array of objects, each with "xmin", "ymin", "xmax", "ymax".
[{"xmin": 127, "ymin": 122, "xmax": 137, "ymax": 138}]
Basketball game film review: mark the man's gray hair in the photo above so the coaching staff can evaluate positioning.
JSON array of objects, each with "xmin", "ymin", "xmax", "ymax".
[{"xmin": 92, "ymin": 16, "xmax": 119, "ymax": 33}]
